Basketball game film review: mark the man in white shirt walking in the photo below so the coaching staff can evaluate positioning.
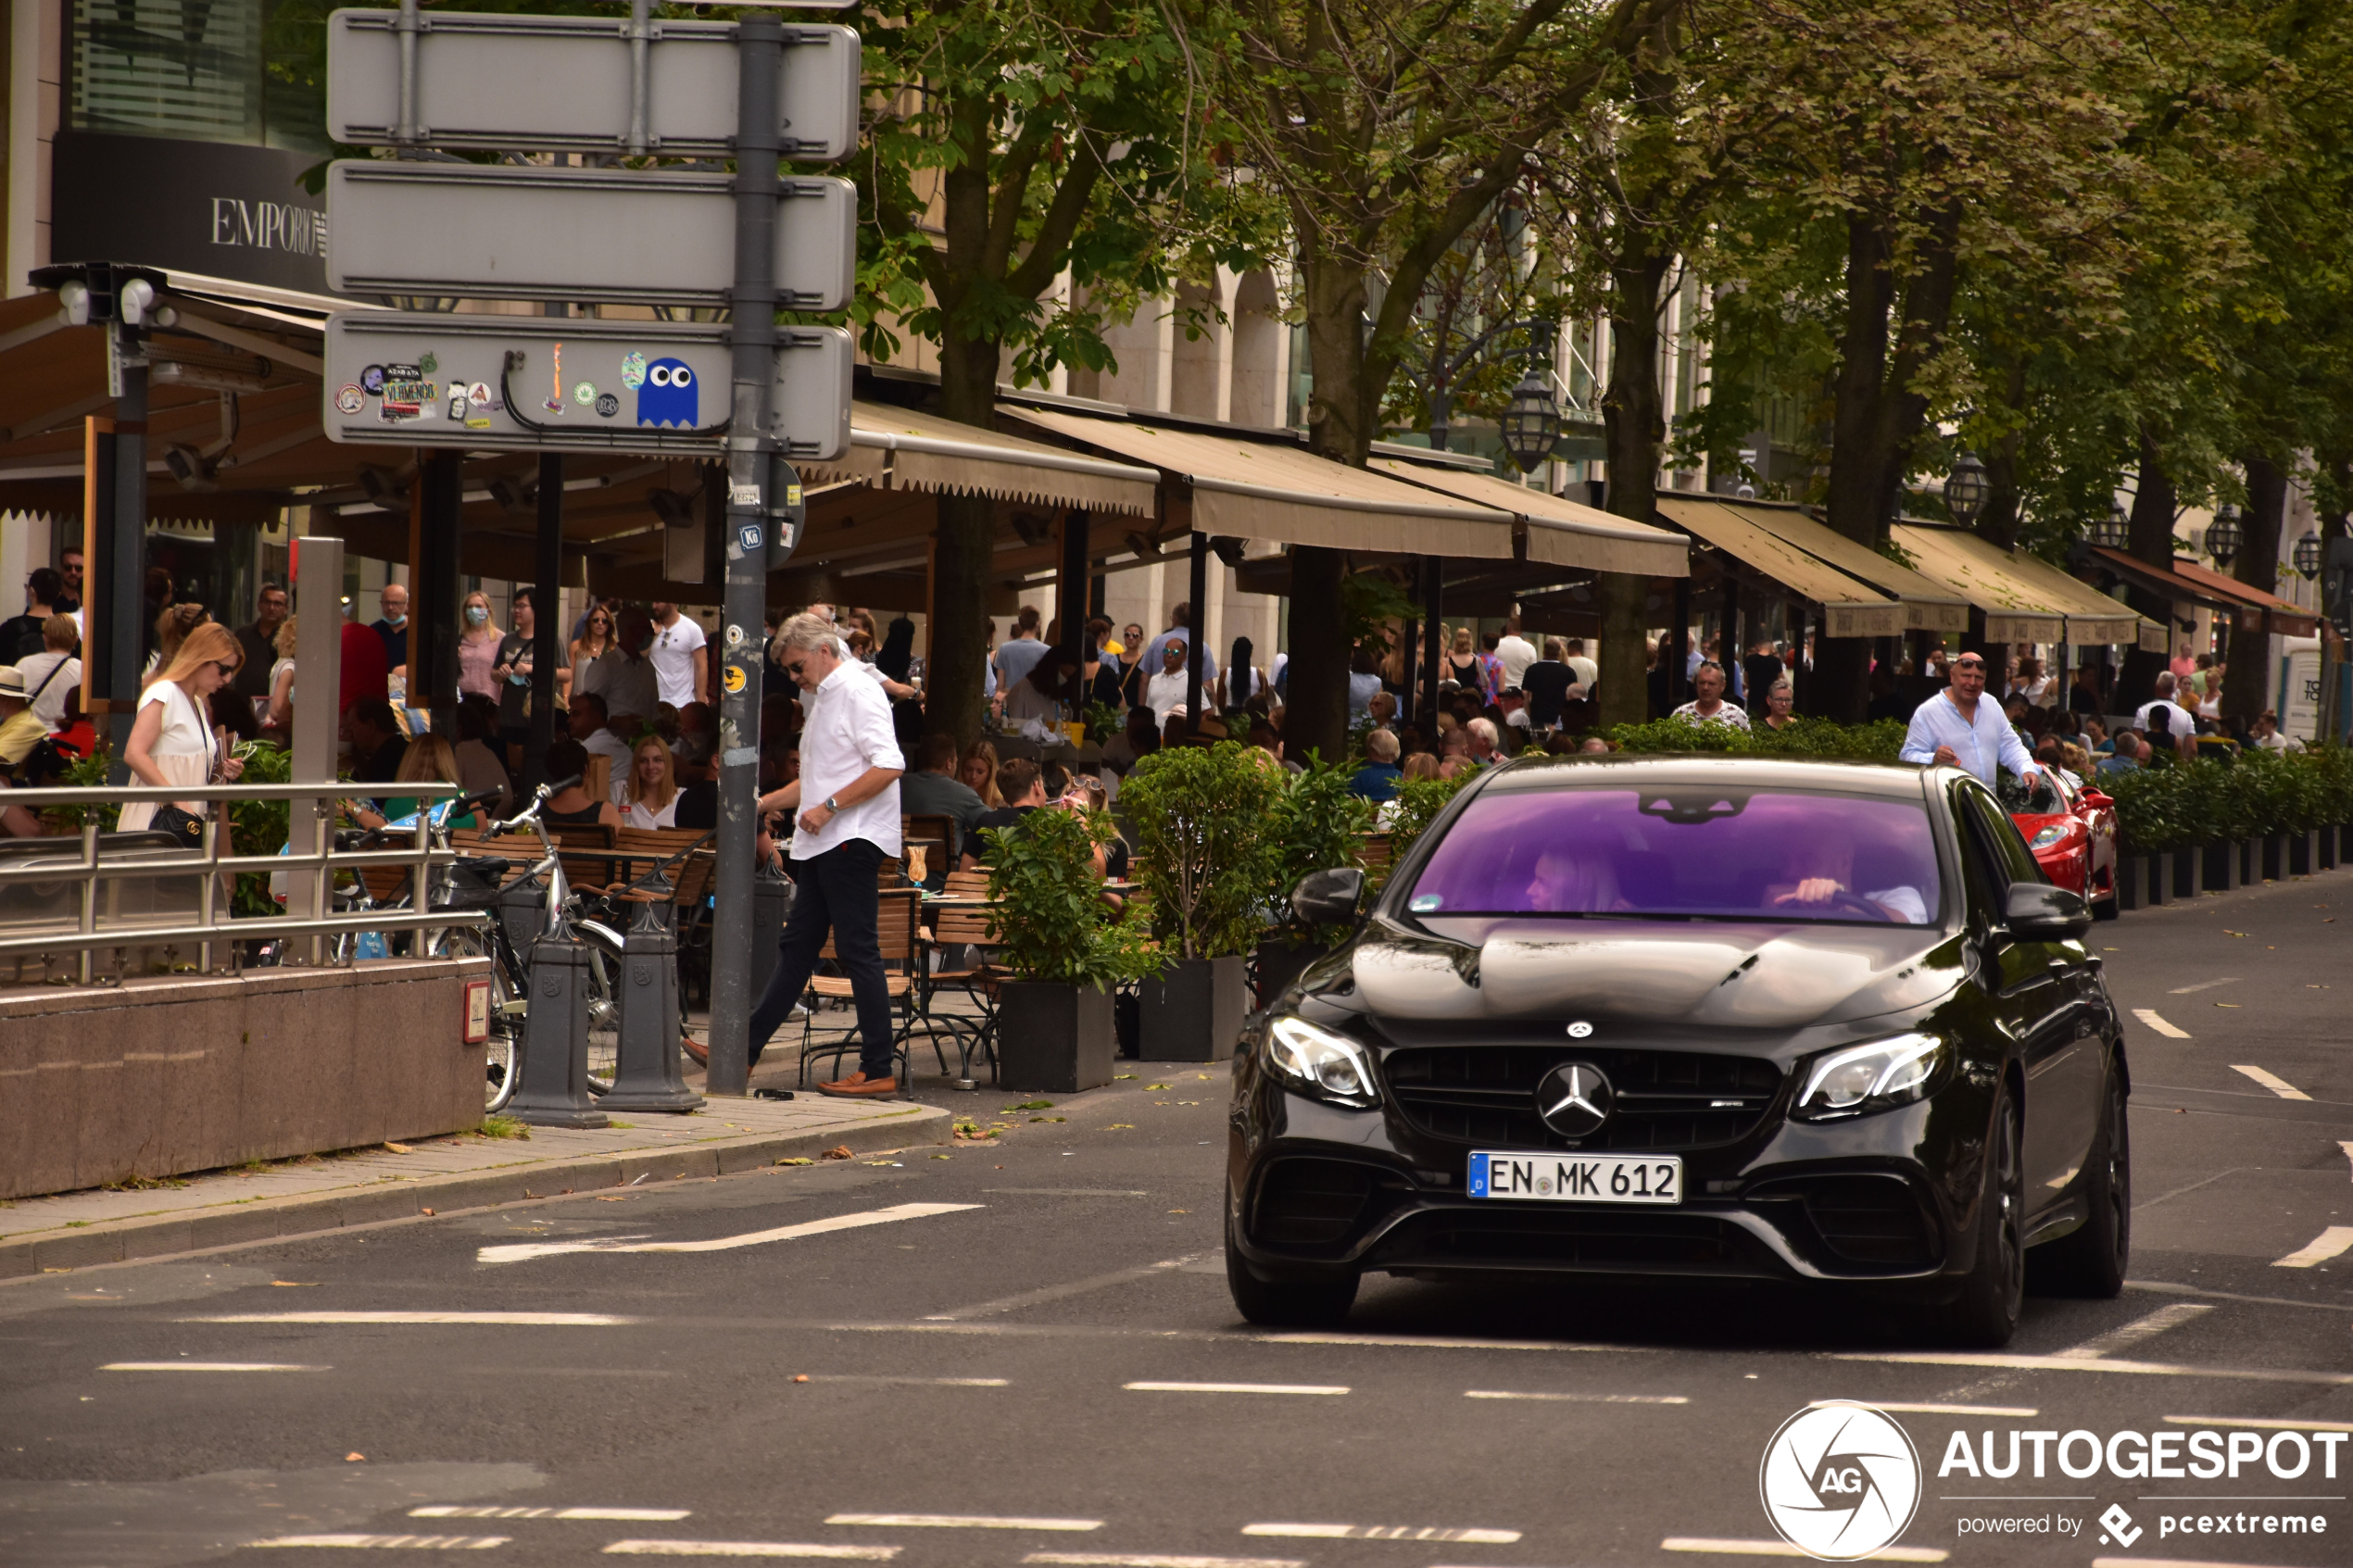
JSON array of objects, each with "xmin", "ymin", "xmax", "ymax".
[
  {"xmin": 647, "ymin": 602, "xmax": 709, "ymax": 709},
  {"xmin": 1899, "ymin": 650, "xmax": 2043, "ymax": 785},
  {"xmin": 1494, "ymin": 616, "xmax": 1538, "ymax": 693},
  {"xmin": 745, "ymin": 613, "xmax": 907, "ymax": 1097}
]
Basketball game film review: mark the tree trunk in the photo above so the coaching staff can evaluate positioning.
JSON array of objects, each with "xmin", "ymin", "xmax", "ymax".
[
  {"xmin": 927, "ymin": 329, "xmax": 1003, "ymax": 749},
  {"xmin": 2223, "ymin": 454, "xmax": 2285, "ymax": 725},
  {"xmin": 1288, "ymin": 243, "xmax": 1375, "ymax": 764},
  {"xmin": 1975, "ymin": 357, "xmax": 2028, "ymax": 551},
  {"xmin": 2116, "ymin": 430, "xmax": 2178, "ymax": 709},
  {"xmin": 1599, "ymin": 243, "xmax": 1672, "ymax": 727}
]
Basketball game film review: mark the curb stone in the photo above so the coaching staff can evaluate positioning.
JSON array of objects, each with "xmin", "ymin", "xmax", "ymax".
[{"xmin": 0, "ymin": 1104, "xmax": 950, "ymax": 1281}]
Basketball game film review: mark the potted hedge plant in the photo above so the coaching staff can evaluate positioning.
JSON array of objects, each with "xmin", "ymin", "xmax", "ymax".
[
  {"xmin": 981, "ymin": 806, "xmax": 1161, "ymax": 1093},
  {"xmin": 1120, "ymin": 741, "xmax": 1284, "ymax": 1060},
  {"xmin": 1257, "ymin": 757, "xmax": 1371, "ymax": 1005}
]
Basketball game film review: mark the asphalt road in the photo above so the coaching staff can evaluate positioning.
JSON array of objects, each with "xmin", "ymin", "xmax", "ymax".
[{"xmin": 4, "ymin": 868, "xmax": 2350, "ymax": 1568}]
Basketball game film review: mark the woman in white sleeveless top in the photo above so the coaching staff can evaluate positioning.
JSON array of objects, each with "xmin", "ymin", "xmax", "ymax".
[{"xmin": 120, "ymin": 622, "xmax": 245, "ymax": 834}]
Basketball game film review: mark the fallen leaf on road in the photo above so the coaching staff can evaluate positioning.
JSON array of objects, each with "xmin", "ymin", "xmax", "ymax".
[
  {"xmin": 775, "ymin": 1157, "xmax": 814, "ymax": 1166},
  {"xmin": 420, "ymin": 1208, "xmax": 434, "ymax": 1216},
  {"xmin": 383, "ymin": 1142, "xmax": 412, "ymax": 1154},
  {"xmin": 822, "ymin": 1146, "xmax": 853, "ymax": 1160},
  {"xmin": 2216, "ymin": 1002, "xmax": 2240, "ymax": 1008},
  {"xmin": 1114, "ymin": 1073, "xmax": 1137, "ymax": 1080},
  {"xmin": 1105, "ymin": 1123, "xmax": 1134, "ymax": 1130},
  {"xmin": 272, "ymin": 1281, "xmax": 319, "ymax": 1287},
  {"xmin": 596, "ymin": 1196, "xmax": 629, "ymax": 1202},
  {"xmin": 1005, "ymin": 1099, "xmax": 1055, "ymax": 1111},
  {"xmin": 792, "ymin": 1374, "xmax": 809, "ymax": 1383},
  {"xmin": 1029, "ymin": 1116, "xmax": 1065, "ymax": 1123},
  {"xmin": 1168, "ymin": 1210, "xmax": 1189, "ymax": 1214},
  {"xmin": 930, "ymin": 1154, "xmax": 951, "ymax": 1160},
  {"xmin": 345, "ymin": 1453, "xmax": 365, "ymax": 1462},
  {"xmin": 1145, "ymin": 1084, "xmax": 1171, "ymax": 1090}
]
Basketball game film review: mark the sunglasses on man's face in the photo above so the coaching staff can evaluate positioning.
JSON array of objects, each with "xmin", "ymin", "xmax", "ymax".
[{"xmin": 786, "ymin": 660, "xmax": 808, "ymax": 679}]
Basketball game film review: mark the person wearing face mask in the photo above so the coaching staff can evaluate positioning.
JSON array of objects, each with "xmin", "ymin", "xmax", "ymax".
[{"xmin": 457, "ymin": 591, "xmax": 503, "ymax": 701}]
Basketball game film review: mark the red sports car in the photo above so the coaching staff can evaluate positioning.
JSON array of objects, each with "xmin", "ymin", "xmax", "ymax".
[{"xmin": 2004, "ymin": 768, "xmax": 2120, "ymax": 918}]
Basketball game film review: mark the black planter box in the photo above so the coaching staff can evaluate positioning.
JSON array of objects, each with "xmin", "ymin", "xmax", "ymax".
[
  {"xmin": 2291, "ymin": 830, "xmax": 2322, "ymax": 876},
  {"xmin": 2202, "ymin": 840, "xmax": 2240, "ymax": 893},
  {"xmin": 2115, "ymin": 855, "xmax": 2149, "ymax": 911},
  {"xmin": 2323, "ymin": 826, "xmax": 2342, "ymax": 872},
  {"xmin": 2238, "ymin": 838, "xmax": 2259, "ymax": 886},
  {"xmin": 996, "ymin": 981, "xmax": 1116, "ymax": 1094},
  {"xmin": 1252, "ymin": 937, "xmax": 1329, "ymax": 1009},
  {"xmin": 2171, "ymin": 846, "xmax": 2204, "ymax": 899},
  {"xmin": 2145, "ymin": 851, "xmax": 2172, "ymax": 906},
  {"xmin": 2264, "ymin": 834, "xmax": 2291, "ymax": 881},
  {"xmin": 1140, "ymin": 954, "xmax": 1251, "ymax": 1060}
]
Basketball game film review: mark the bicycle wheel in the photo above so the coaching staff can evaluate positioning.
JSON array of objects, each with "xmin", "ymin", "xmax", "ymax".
[
  {"xmin": 445, "ymin": 925, "xmax": 522, "ymax": 1112},
  {"xmin": 578, "ymin": 920, "xmax": 624, "ymax": 1093}
]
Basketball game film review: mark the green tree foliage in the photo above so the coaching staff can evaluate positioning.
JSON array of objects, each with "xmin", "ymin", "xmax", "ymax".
[
  {"xmin": 1117, "ymin": 741, "xmax": 1286, "ymax": 958},
  {"xmin": 980, "ymin": 806, "xmax": 1164, "ymax": 986}
]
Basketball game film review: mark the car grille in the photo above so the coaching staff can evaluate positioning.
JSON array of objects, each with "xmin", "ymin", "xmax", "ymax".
[
  {"xmin": 1367, "ymin": 1207, "xmax": 1780, "ymax": 1278},
  {"xmin": 1252, "ymin": 1158, "xmax": 1384, "ymax": 1251},
  {"xmin": 1383, "ymin": 1046, "xmax": 1783, "ymax": 1152}
]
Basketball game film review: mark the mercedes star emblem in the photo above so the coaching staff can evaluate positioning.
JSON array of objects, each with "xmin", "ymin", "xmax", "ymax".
[{"xmin": 1536, "ymin": 1060, "xmax": 1614, "ymax": 1138}]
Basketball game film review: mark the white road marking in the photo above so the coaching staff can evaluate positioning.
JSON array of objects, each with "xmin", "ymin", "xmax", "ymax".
[
  {"xmin": 477, "ymin": 1204, "xmax": 981, "ymax": 1264},
  {"xmin": 251, "ymin": 1536, "xmax": 509, "ymax": 1550},
  {"xmin": 1811, "ymin": 1400, "xmax": 2037, "ymax": 1417},
  {"xmin": 981, "ymin": 1188, "xmax": 1148, "ymax": 1198},
  {"xmin": 2055, "ymin": 1303, "xmax": 2215, "ymax": 1359},
  {"xmin": 802, "ymin": 1375, "xmax": 1009, "ymax": 1387},
  {"xmin": 924, "ymin": 1253, "xmax": 1204, "ymax": 1321},
  {"xmin": 2170, "ymin": 978, "xmax": 2239, "ymax": 994},
  {"xmin": 2272, "ymin": 1226, "xmax": 2353, "ymax": 1268},
  {"xmin": 1241, "ymin": 1524, "xmax": 1520, "ymax": 1543},
  {"xmin": 826, "ymin": 1515, "xmax": 1100, "ymax": 1532},
  {"xmin": 1025, "ymin": 1556, "xmax": 1302, "ymax": 1568},
  {"xmin": 2341, "ymin": 1140, "xmax": 2353, "ymax": 1179},
  {"xmin": 1256, "ymin": 1332, "xmax": 1639, "ymax": 1352},
  {"xmin": 412, "ymin": 1508, "xmax": 690, "ymax": 1521},
  {"xmin": 1831, "ymin": 1351, "xmax": 2353, "ymax": 1386},
  {"xmin": 1123, "ymin": 1382, "xmax": 1348, "ymax": 1396},
  {"xmin": 1662, "ymin": 1538, "xmax": 1945, "ymax": 1562},
  {"xmin": 2162, "ymin": 1415, "xmax": 2353, "ymax": 1432},
  {"xmin": 2231, "ymin": 1064, "xmax": 2312, "ymax": 1100},
  {"xmin": 182, "ymin": 1312, "xmax": 634, "ymax": 1326},
  {"xmin": 102, "ymin": 1362, "xmax": 325, "ymax": 1373},
  {"xmin": 2090, "ymin": 1558, "xmax": 2321, "ymax": 1568},
  {"xmin": 1466, "ymin": 1390, "xmax": 1688, "ymax": 1404},
  {"xmin": 2134, "ymin": 1009, "xmax": 2190, "ymax": 1038},
  {"xmin": 605, "ymin": 1545, "xmax": 895, "ymax": 1560}
]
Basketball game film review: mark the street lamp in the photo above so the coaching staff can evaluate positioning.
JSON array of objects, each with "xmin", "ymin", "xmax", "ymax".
[
  {"xmin": 2205, "ymin": 503, "xmax": 2242, "ymax": 566},
  {"xmin": 1500, "ymin": 367, "xmax": 1562, "ymax": 474},
  {"xmin": 2091, "ymin": 499, "xmax": 2130, "ymax": 551},
  {"xmin": 1943, "ymin": 451, "xmax": 1989, "ymax": 527},
  {"xmin": 2294, "ymin": 530, "xmax": 2322, "ymax": 580}
]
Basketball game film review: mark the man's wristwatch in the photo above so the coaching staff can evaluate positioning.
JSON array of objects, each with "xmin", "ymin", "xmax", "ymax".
[{"xmin": 824, "ymin": 796, "xmax": 840, "ymax": 813}]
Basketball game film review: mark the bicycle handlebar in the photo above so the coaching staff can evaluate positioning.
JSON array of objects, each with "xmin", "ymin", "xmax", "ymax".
[{"xmin": 483, "ymin": 777, "xmax": 580, "ymax": 839}]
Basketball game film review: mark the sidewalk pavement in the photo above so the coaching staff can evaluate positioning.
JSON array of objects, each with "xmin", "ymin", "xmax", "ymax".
[{"xmin": 0, "ymin": 1085, "xmax": 950, "ymax": 1281}]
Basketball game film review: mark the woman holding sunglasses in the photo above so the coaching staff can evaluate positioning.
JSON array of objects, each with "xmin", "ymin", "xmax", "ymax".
[{"xmin": 120, "ymin": 622, "xmax": 245, "ymax": 837}]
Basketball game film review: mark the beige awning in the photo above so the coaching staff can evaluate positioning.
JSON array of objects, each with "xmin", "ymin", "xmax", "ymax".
[
  {"xmin": 1720, "ymin": 502, "xmax": 1968, "ymax": 632},
  {"xmin": 1368, "ymin": 457, "xmax": 1690, "ymax": 577},
  {"xmin": 1891, "ymin": 525, "xmax": 2153, "ymax": 646},
  {"xmin": 1655, "ymin": 496, "xmax": 1906, "ymax": 637},
  {"xmin": 1000, "ymin": 405, "xmax": 1516, "ymax": 558},
  {"xmin": 804, "ymin": 400, "xmax": 1161, "ymax": 516}
]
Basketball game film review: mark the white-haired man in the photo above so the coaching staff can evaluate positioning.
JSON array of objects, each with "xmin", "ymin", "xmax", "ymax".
[{"xmin": 745, "ymin": 612, "xmax": 906, "ymax": 1096}]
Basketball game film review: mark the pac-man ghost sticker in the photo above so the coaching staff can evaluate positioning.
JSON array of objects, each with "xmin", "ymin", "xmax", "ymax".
[{"xmin": 637, "ymin": 358, "xmax": 698, "ymax": 428}]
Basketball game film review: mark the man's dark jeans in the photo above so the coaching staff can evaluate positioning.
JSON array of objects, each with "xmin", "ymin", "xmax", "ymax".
[{"xmin": 747, "ymin": 838, "xmax": 896, "ymax": 1078}]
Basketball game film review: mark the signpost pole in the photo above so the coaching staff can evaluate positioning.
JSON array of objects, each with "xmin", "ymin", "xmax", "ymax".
[
  {"xmin": 707, "ymin": 12, "xmax": 785, "ymax": 1098},
  {"xmin": 528, "ymin": 452, "xmax": 563, "ymax": 788}
]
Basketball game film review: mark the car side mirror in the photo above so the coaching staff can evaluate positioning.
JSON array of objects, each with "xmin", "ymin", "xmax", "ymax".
[
  {"xmin": 2004, "ymin": 882, "xmax": 2090, "ymax": 939},
  {"xmin": 1290, "ymin": 867, "xmax": 1365, "ymax": 928},
  {"xmin": 2079, "ymin": 787, "xmax": 2114, "ymax": 809}
]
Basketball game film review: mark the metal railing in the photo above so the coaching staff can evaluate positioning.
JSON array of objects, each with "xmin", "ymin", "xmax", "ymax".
[{"xmin": 0, "ymin": 780, "xmax": 484, "ymax": 985}]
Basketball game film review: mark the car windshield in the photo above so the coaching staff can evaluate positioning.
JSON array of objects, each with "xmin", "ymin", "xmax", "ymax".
[
  {"xmin": 1403, "ymin": 784, "xmax": 1944, "ymax": 926},
  {"xmin": 1996, "ymin": 768, "xmax": 2065, "ymax": 814}
]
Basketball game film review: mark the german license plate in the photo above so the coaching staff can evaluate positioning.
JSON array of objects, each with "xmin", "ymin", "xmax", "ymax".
[{"xmin": 1468, "ymin": 1150, "xmax": 1682, "ymax": 1205}]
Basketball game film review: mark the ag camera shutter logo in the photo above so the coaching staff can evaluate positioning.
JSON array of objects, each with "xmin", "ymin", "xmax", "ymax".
[{"xmin": 1759, "ymin": 1402, "xmax": 1922, "ymax": 1561}]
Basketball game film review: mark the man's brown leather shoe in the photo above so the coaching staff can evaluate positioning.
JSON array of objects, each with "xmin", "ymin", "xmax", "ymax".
[
  {"xmin": 816, "ymin": 1072, "xmax": 898, "ymax": 1098},
  {"xmin": 681, "ymin": 1035, "xmax": 710, "ymax": 1067}
]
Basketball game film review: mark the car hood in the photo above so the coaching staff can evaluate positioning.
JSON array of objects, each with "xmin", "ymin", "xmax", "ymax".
[{"xmin": 1345, "ymin": 918, "xmax": 1961, "ymax": 1032}]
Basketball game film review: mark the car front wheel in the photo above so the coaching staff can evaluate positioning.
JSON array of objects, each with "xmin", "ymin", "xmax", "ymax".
[{"xmin": 1225, "ymin": 1210, "xmax": 1358, "ymax": 1328}]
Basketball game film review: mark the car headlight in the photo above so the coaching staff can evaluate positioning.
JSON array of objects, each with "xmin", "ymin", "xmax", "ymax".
[
  {"xmin": 2028, "ymin": 823, "xmax": 2070, "ymax": 850},
  {"xmin": 1793, "ymin": 1033, "xmax": 1944, "ymax": 1120},
  {"xmin": 1265, "ymin": 1014, "xmax": 1380, "ymax": 1108}
]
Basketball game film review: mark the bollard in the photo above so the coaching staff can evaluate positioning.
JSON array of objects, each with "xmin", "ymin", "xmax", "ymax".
[
  {"xmin": 597, "ymin": 889, "xmax": 704, "ymax": 1112},
  {"xmin": 749, "ymin": 857, "xmax": 793, "ymax": 1002},
  {"xmin": 509, "ymin": 935, "xmax": 610, "ymax": 1128}
]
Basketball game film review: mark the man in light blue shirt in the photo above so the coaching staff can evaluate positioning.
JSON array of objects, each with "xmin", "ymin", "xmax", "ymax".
[{"xmin": 1899, "ymin": 651, "xmax": 2042, "ymax": 786}]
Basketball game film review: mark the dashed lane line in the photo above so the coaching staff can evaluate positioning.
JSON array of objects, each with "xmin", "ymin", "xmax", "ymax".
[
  {"xmin": 605, "ymin": 1546, "xmax": 894, "ymax": 1560},
  {"xmin": 413, "ymin": 1508, "xmax": 691, "ymax": 1522},
  {"xmin": 2161, "ymin": 1415, "xmax": 2353, "ymax": 1433},
  {"xmin": 102, "ymin": 1361, "xmax": 325, "ymax": 1372},
  {"xmin": 2055, "ymin": 1303, "xmax": 2216, "ymax": 1359},
  {"xmin": 801, "ymin": 1375, "xmax": 1009, "ymax": 1387},
  {"xmin": 2170, "ymin": 978, "xmax": 2239, "ymax": 994},
  {"xmin": 1811, "ymin": 1400, "xmax": 2037, "ymax": 1417},
  {"xmin": 922, "ymin": 1253, "xmax": 1206, "ymax": 1321},
  {"xmin": 1024, "ymin": 1557, "xmax": 1303, "ymax": 1568},
  {"xmin": 477, "ymin": 1204, "xmax": 983, "ymax": 1265},
  {"xmin": 1241, "ymin": 1524, "xmax": 1520, "ymax": 1543},
  {"xmin": 2091, "ymin": 1559, "xmax": 2326, "ymax": 1568},
  {"xmin": 1466, "ymin": 1390, "xmax": 1688, "ymax": 1404},
  {"xmin": 1255, "ymin": 1332, "xmax": 1642, "ymax": 1352},
  {"xmin": 2232, "ymin": 1065, "xmax": 2312, "ymax": 1100},
  {"xmin": 1828, "ymin": 1352, "xmax": 2353, "ymax": 1387},
  {"xmin": 2135, "ymin": 1010, "xmax": 2191, "ymax": 1038},
  {"xmin": 2272, "ymin": 1226, "xmax": 2353, "ymax": 1268},
  {"xmin": 2341, "ymin": 1140, "xmax": 2353, "ymax": 1179},
  {"xmin": 251, "ymin": 1536, "xmax": 509, "ymax": 1550},
  {"xmin": 1662, "ymin": 1538, "xmax": 1945, "ymax": 1562},
  {"xmin": 183, "ymin": 1312, "xmax": 635, "ymax": 1326},
  {"xmin": 1123, "ymin": 1382, "xmax": 1348, "ymax": 1396},
  {"xmin": 826, "ymin": 1515, "xmax": 1100, "ymax": 1532}
]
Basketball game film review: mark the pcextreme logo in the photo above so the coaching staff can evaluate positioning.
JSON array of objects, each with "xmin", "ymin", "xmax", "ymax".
[{"xmin": 1759, "ymin": 1402, "xmax": 1924, "ymax": 1562}]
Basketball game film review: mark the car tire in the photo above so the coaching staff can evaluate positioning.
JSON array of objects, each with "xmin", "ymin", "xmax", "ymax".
[
  {"xmin": 2091, "ymin": 887, "xmax": 2120, "ymax": 921},
  {"xmin": 1938, "ymin": 1089, "xmax": 2025, "ymax": 1348},
  {"xmin": 1225, "ymin": 1210, "xmax": 1358, "ymax": 1328},
  {"xmin": 2032, "ymin": 1064, "xmax": 2130, "ymax": 1298}
]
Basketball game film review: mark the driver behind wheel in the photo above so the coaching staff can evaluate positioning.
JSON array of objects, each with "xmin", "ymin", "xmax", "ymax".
[
  {"xmin": 1522, "ymin": 844, "xmax": 1629, "ymax": 914},
  {"xmin": 1768, "ymin": 838, "xmax": 1927, "ymax": 924}
]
